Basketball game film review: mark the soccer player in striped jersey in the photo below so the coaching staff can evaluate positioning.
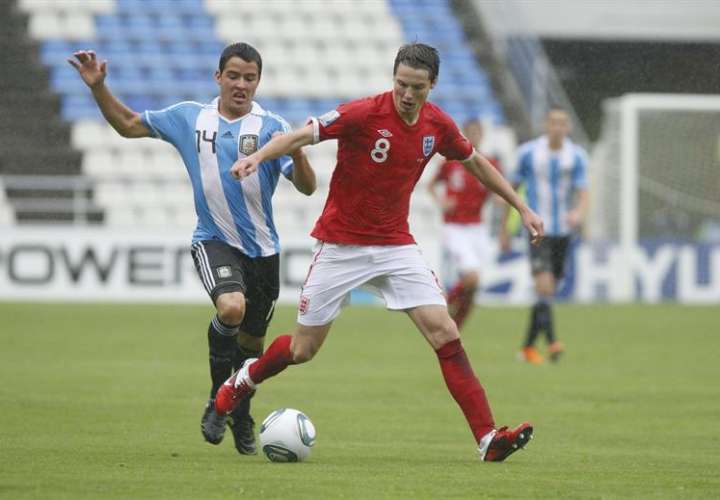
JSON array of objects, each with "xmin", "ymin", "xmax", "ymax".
[
  {"xmin": 216, "ymin": 43, "xmax": 544, "ymax": 462},
  {"xmin": 68, "ymin": 43, "xmax": 317, "ymax": 455},
  {"xmin": 428, "ymin": 119, "xmax": 502, "ymax": 330},
  {"xmin": 500, "ymin": 109, "xmax": 589, "ymax": 364}
]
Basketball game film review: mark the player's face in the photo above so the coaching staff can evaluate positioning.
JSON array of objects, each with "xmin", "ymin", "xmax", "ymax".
[
  {"xmin": 215, "ymin": 56, "xmax": 260, "ymax": 118},
  {"xmin": 464, "ymin": 121, "xmax": 483, "ymax": 146},
  {"xmin": 545, "ymin": 110, "xmax": 571, "ymax": 143},
  {"xmin": 392, "ymin": 63, "xmax": 435, "ymax": 122}
]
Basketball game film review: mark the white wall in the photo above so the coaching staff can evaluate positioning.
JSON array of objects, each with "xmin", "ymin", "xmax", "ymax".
[{"xmin": 477, "ymin": 0, "xmax": 720, "ymax": 41}]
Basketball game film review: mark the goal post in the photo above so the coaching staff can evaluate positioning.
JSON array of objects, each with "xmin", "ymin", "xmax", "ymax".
[{"xmin": 590, "ymin": 93, "xmax": 720, "ymax": 301}]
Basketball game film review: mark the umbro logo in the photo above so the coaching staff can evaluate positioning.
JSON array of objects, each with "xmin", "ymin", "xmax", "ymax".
[
  {"xmin": 222, "ymin": 131, "xmax": 233, "ymax": 138},
  {"xmin": 377, "ymin": 129, "xmax": 393, "ymax": 137}
]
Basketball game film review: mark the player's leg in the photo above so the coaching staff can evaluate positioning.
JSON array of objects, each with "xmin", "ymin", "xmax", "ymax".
[
  {"xmin": 191, "ymin": 241, "xmax": 249, "ymax": 444},
  {"xmin": 443, "ymin": 224, "xmax": 480, "ymax": 330},
  {"xmin": 519, "ymin": 238, "xmax": 554, "ymax": 364},
  {"xmin": 226, "ymin": 253, "xmax": 281, "ymax": 453},
  {"xmin": 215, "ymin": 242, "xmax": 368, "ymax": 415},
  {"xmin": 448, "ymin": 270, "xmax": 479, "ymax": 330},
  {"xmin": 407, "ymin": 304, "xmax": 533, "ymax": 461},
  {"xmin": 375, "ymin": 244, "xmax": 532, "ymax": 461},
  {"xmin": 544, "ymin": 236, "xmax": 571, "ymax": 362}
]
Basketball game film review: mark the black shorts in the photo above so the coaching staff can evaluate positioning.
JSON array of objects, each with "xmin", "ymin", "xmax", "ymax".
[
  {"xmin": 529, "ymin": 235, "xmax": 571, "ymax": 280},
  {"xmin": 191, "ymin": 240, "xmax": 279, "ymax": 337}
]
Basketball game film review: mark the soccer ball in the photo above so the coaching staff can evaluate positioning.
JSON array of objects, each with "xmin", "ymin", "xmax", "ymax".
[{"xmin": 259, "ymin": 408, "xmax": 316, "ymax": 462}]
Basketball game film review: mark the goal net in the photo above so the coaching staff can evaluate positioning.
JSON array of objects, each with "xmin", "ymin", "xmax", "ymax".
[{"xmin": 591, "ymin": 94, "xmax": 720, "ymax": 243}]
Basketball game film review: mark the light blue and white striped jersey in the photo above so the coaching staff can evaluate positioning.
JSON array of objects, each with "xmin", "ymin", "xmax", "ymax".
[
  {"xmin": 141, "ymin": 98, "xmax": 294, "ymax": 257},
  {"xmin": 512, "ymin": 135, "xmax": 588, "ymax": 236}
]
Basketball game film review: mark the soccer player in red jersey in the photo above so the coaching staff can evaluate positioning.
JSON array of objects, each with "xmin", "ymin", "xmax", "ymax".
[
  {"xmin": 219, "ymin": 44, "xmax": 544, "ymax": 461},
  {"xmin": 428, "ymin": 119, "xmax": 502, "ymax": 330}
]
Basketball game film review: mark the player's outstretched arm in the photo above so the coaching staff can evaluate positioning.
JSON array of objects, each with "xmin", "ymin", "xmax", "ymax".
[
  {"xmin": 463, "ymin": 151, "xmax": 544, "ymax": 245},
  {"xmin": 231, "ymin": 124, "xmax": 315, "ymax": 179},
  {"xmin": 67, "ymin": 50, "xmax": 150, "ymax": 138}
]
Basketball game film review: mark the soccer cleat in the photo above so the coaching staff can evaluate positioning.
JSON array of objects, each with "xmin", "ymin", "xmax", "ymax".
[
  {"xmin": 228, "ymin": 413, "xmax": 257, "ymax": 455},
  {"xmin": 201, "ymin": 399, "xmax": 227, "ymax": 445},
  {"xmin": 517, "ymin": 346, "xmax": 544, "ymax": 365},
  {"xmin": 479, "ymin": 422, "xmax": 534, "ymax": 462},
  {"xmin": 214, "ymin": 358, "xmax": 257, "ymax": 415},
  {"xmin": 547, "ymin": 341, "xmax": 565, "ymax": 363}
]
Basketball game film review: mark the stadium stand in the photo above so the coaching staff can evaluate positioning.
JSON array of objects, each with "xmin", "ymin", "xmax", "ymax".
[{"xmin": 6, "ymin": 0, "xmax": 508, "ymax": 227}]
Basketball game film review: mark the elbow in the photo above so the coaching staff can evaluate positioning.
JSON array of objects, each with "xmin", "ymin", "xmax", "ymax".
[{"xmin": 300, "ymin": 182, "xmax": 317, "ymax": 196}]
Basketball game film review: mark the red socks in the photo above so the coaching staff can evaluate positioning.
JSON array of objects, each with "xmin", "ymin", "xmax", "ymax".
[
  {"xmin": 435, "ymin": 338, "xmax": 495, "ymax": 442},
  {"xmin": 248, "ymin": 334, "xmax": 295, "ymax": 384}
]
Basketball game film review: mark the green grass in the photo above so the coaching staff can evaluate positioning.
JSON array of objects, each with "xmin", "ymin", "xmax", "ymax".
[{"xmin": 1, "ymin": 303, "xmax": 719, "ymax": 499}]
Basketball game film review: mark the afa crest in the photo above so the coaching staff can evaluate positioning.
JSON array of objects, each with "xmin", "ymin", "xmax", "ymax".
[
  {"xmin": 239, "ymin": 134, "xmax": 259, "ymax": 156},
  {"xmin": 422, "ymin": 135, "xmax": 435, "ymax": 157}
]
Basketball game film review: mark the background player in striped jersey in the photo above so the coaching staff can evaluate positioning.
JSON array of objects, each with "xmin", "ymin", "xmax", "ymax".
[
  {"xmin": 500, "ymin": 108, "xmax": 588, "ymax": 364},
  {"xmin": 218, "ymin": 43, "xmax": 544, "ymax": 462},
  {"xmin": 428, "ymin": 119, "xmax": 502, "ymax": 330},
  {"xmin": 68, "ymin": 43, "xmax": 317, "ymax": 454}
]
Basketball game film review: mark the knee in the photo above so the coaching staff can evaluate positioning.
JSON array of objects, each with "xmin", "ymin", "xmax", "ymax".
[
  {"xmin": 216, "ymin": 292, "xmax": 246, "ymax": 326},
  {"xmin": 429, "ymin": 318, "xmax": 460, "ymax": 350},
  {"xmin": 462, "ymin": 271, "xmax": 480, "ymax": 291}
]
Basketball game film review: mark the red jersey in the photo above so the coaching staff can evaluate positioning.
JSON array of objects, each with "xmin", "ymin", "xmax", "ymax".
[
  {"xmin": 309, "ymin": 91, "xmax": 473, "ymax": 245},
  {"xmin": 433, "ymin": 157, "xmax": 501, "ymax": 224}
]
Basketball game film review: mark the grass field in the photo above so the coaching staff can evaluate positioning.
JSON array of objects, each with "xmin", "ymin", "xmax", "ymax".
[{"xmin": 1, "ymin": 302, "xmax": 719, "ymax": 499}]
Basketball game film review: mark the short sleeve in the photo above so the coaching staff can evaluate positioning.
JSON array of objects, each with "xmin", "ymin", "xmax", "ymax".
[
  {"xmin": 141, "ymin": 102, "xmax": 194, "ymax": 146},
  {"xmin": 269, "ymin": 114, "xmax": 295, "ymax": 180},
  {"xmin": 572, "ymin": 149, "xmax": 589, "ymax": 189},
  {"xmin": 437, "ymin": 115, "xmax": 474, "ymax": 161},
  {"xmin": 308, "ymin": 98, "xmax": 370, "ymax": 144}
]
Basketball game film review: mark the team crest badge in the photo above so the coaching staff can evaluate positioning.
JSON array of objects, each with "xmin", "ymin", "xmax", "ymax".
[
  {"xmin": 422, "ymin": 135, "xmax": 435, "ymax": 157},
  {"xmin": 239, "ymin": 134, "xmax": 259, "ymax": 156},
  {"xmin": 318, "ymin": 109, "xmax": 340, "ymax": 127}
]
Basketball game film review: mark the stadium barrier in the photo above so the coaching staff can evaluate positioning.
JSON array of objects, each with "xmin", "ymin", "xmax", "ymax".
[{"xmin": 1, "ymin": 226, "xmax": 718, "ymax": 304}]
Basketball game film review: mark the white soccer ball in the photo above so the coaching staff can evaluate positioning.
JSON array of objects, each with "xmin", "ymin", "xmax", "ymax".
[{"xmin": 259, "ymin": 408, "xmax": 316, "ymax": 462}]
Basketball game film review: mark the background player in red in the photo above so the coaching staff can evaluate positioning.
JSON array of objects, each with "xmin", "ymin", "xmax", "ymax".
[
  {"xmin": 218, "ymin": 43, "xmax": 544, "ymax": 462},
  {"xmin": 428, "ymin": 119, "xmax": 502, "ymax": 330}
]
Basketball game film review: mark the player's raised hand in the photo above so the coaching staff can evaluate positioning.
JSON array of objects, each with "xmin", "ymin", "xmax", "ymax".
[
  {"xmin": 67, "ymin": 50, "xmax": 107, "ymax": 89},
  {"xmin": 231, "ymin": 155, "xmax": 260, "ymax": 180},
  {"xmin": 522, "ymin": 209, "xmax": 545, "ymax": 246}
]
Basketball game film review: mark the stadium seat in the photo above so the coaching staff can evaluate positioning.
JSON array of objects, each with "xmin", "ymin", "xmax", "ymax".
[{"xmin": 30, "ymin": 0, "xmax": 505, "ymax": 228}]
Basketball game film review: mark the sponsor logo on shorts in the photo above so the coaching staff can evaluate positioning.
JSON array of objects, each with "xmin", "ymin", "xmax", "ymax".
[
  {"xmin": 239, "ymin": 134, "xmax": 259, "ymax": 155},
  {"xmin": 298, "ymin": 295, "xmax": 310, "ymax": 314},
  {"xmin": 216, "ymin": 266, "xmax": 232, "ymax": 279}
]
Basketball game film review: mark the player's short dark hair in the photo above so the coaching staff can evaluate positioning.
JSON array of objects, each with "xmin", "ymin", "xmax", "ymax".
[
  {"xmin": 218, "ymin": 42, "xmax": 262, "ymax": 76},
  {"xmin": 393, "ymin": 43, "xmax": 440, "ymax": 83}
]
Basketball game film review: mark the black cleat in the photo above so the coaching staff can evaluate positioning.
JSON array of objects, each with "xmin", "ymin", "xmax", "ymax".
[
  {"xmin": 201, "ymin": 399, "xmax": 227, "ymax": 445},
  {"xmin": 228, "ymin": 413, "xmax": 257, "ymax": 455}
]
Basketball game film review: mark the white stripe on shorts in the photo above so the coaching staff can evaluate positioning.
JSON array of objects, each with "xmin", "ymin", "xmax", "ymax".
[{"xmin": 192, "ymin": 242, "xmax": 216, "ymax": 293}]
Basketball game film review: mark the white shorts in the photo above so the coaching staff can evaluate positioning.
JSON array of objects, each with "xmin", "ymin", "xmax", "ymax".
[
  {"xmin": 297, "ymin": 242, "xmax": 446, "ymax": 326},
  {"xmin": 442, "ymin": 223, "xmax": 492, "ymax": 275}
]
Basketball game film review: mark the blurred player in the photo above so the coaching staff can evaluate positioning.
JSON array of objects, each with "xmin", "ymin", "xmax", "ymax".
[
  {"xmin": 68, "ymin": 43, "xmax": 317, "ymax": 454},
  {"xmin": 499, "ymin": 108, "xmax": 588, "ymax": 364},
  {"xmin": 216, "ymin": 43, "xmax": 544, "ymax": 462},
  {"xmin": 428, "ymin": 119, "xmax": 502, "ymax": 330}
]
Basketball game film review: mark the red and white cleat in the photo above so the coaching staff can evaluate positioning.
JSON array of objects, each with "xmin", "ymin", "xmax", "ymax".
[
  {"xmin": 478, "ymin": 422, "xmax": 534, "ymax": 462},
  {"xmin": 214, "ymin": 359, "xmax": 257, "ymax": 415}
]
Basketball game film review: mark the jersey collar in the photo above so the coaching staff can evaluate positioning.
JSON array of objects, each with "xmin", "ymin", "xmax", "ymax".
[{"xmin": 212, "ymin": 96, "xmax": 264, "ymax": 123}]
